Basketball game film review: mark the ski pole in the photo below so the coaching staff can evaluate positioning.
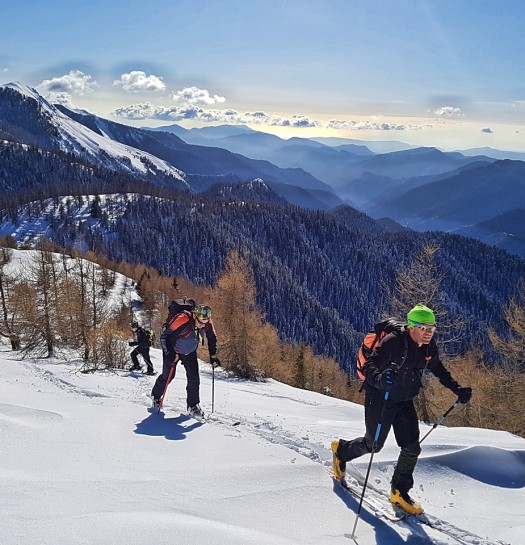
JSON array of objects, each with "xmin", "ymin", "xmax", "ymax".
[
  {"xmin": 419, "ymin": 398, "xmax": 460, "ymax": 445},
  {"xmin": 351, "ymin": 385, "xmax": 391, "ymax": 539},
  {"xmin": 211, "ymin": 364, "xmax": 215, "ymax": 414},
  {"xmin": 158, "ymin": 358, "xmax": 179, "ymax": 413}
]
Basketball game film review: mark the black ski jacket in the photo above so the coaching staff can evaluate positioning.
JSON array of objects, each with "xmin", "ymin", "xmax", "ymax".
[
  {"xmin": 362, "ymin": 331, "xmax": 459, "ymax": 402},
  {"xmin": 129, "ymin": 327, "xmax": 151, "ymax": 350}
]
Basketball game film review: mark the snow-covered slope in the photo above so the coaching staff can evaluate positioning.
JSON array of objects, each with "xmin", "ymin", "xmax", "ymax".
[
  {"xmin": 0, "ymin": 82, "xmax": 189, "ymax": 187},
  {"xmin": 1, "ymin": 346, "xmax": 523, "ymax": 545},
  {"xmin": 0, "ymin": 194, "xmax": 132, "ymax": 247}
]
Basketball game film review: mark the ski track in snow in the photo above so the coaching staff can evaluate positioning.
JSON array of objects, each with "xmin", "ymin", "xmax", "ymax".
[
  {"xmin": 207, "ymin": 413, "xmax": 507, "ymax": 545},
  {"xmin": 27, "ymin": 363, "xmax": 110, "ymax": 400},
  {"xmin": 6, "ymin": 356, "xmax": 521, "ymax": 545}
]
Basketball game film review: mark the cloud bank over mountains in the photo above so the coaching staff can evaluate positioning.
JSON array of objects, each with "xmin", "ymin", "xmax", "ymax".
[{"xmin": 32, "ymin": 69, "xmax": 436, "ymax": 133}]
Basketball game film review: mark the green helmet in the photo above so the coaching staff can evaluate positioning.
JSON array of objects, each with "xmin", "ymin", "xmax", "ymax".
[{"xmin": 193, "ymin": 304, "xmax": 212, "ymax": 321}]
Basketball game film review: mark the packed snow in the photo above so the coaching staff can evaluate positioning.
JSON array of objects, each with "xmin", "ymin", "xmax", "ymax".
[{"xmin": 1, "ymin": 344, "xmax": 524, "ymax": 545}]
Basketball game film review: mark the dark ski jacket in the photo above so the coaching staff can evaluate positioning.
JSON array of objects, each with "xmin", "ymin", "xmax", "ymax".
[
  {"xmin": 160, "ymin": 311, "xmax": 217, "ymax": 363},
  {"xmin": 362, "ymin": 331, "xmax": 459, "ymax": 402},
  {"xmin": 129, "ymin": 327, "xmax": 151, "ymax": 351}
]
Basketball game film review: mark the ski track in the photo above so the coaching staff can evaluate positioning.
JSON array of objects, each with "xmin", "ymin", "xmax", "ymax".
[
  {"xmin": 341, "ymin": 470, "xmax": 507, "ymax": 545},
  {"xmin": 21, "ymin": 361, "xmax": 511, "ymax": 545},
  {"xmin": 206, "ymin": 408, "xmax": 507, "ymax": 545},
  {"xmin": 27, "ymin": 363, "xmax": 110, "ymax": 400}
]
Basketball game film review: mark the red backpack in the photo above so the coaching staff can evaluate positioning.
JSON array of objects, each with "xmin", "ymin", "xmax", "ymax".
[{"xmin": 356, "ymin": 318, "xmax": 408, "ymax": 381}]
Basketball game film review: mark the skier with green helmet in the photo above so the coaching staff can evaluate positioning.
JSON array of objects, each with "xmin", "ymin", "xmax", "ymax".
[{"xmin": 332, "ymin": 303, "xmax": 472, "ymax": 515}]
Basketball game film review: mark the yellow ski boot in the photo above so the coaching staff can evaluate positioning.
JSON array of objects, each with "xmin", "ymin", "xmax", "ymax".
[
  {"xmin": 390, "ymin": 488, "xmax": 424, "ymax": 515},
  {"xmin": 331, "ymin": 440, "xmax": 346, "ymax": 482}
]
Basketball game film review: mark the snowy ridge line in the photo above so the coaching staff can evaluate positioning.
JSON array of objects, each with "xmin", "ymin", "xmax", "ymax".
[{"xmin": 209, "ymin": 410, "xmax": 507, "ymax": 545}]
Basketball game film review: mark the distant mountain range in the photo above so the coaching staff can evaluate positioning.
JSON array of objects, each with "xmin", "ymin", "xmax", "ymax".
[
  {"xmin": 0, "ymin": 83, "xmax": 339, "ymax": 210},
  {"xmin": 2, "ymin": 81, "xmax": 525, "ymax": 366},
  {"xmin": 147, "ymin": 121, "xmax": 525, "ymax": 257},
  {"xmin": 2, "ymin": 81, "xmax": 525, "ymax": 257},
  {"xmin": 454, "ymin": 146, "xmax": 525, "ymax": 162}
]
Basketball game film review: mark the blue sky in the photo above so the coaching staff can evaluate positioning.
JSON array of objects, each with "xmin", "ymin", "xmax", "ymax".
[{"xmin": 2, "ymin": 0, "xmax": 524, "ymax": 151}]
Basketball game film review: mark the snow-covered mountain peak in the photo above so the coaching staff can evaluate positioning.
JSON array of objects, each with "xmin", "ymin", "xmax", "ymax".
[
  {"xmin": 0, "ymin": 82, "xmax": 189, "ymax": 188},
  {"xmin": 1, "ymin": 81, "xmax": 46, "ymax": 102}
]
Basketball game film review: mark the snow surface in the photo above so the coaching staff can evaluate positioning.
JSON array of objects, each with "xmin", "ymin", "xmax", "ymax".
[
  {"xmin": 1, "ymin": 345, "xmax": 524, "ymax": 545},
  {"xmin": 1, "ymin": 82, "xmax": 188, "ymax": 186},
  {"xmin": 0, "ymin": 195, "xmax": 135, "ymax": 248}
]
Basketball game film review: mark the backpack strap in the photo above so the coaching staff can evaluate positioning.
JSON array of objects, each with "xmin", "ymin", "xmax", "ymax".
[{"xmin": 391, "ymin": 330, "xmax": 409, "ymax": 371}]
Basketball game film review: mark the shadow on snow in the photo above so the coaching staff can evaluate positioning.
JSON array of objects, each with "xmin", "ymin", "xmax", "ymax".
[{"xmin": 134, "ymin": 410, "xmax": 203, "ymax": 441}]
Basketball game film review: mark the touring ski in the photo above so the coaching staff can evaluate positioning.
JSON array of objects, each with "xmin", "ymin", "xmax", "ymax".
[{"xmin": 333, "ymin": 465, "xmax": 502, "ymax": 545}]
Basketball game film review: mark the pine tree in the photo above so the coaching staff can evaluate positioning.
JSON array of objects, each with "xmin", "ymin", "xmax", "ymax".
[{"xmin": 293, "ymin": 343, "xmax": 306, "ymax": 389}]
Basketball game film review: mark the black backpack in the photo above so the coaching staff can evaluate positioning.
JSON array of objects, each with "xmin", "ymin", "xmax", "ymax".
[
  {"xmin": 356, "ymin": 318, "xmax": 408, "ymax": 381},
  {"xmin": 163, "ymin": 297, "xmax": 196, "ymax": 330}
]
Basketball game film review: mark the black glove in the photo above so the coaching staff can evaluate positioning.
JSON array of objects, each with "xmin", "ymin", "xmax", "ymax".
[
  {"xmin": 455, "ymin": 386, "xmax": 472, "ymax": 404},
  {"xmin": 129, "ymin": 341, "xmax": 138, "ymax": 347},
  {"xmin": 210, "ymin": 355, "xmax": 221, "ymax": 368},
  {"xmin": 373, "ymin": 369, "xmax": 397, "ymax": 389}
]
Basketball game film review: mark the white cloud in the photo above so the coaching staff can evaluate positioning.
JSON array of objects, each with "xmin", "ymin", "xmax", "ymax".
[
  {"xmin": 241, "ymin": 112, "xmax": 320, "ymax": 127},
  {"xmin": 1, "ymin": 68, "xmax": 8, "ymax": 72},
  {"xmin": 481, "ymin": 127, "xmax": 494, "ymax": 133},
  {"xmin": 327, "ymin": 119, "xmax": 417, "ymax": 131},
  {"xmin": 172, "ymin": 86, "xmax": 226, "ymax": 105},
  {"xmin": 38, "ymin": 70, "xmax": 97, "ymax": 94},
  {"xmin": 111, "ymin": 102, "xmax": 162, "ymax": 120},
  {"xmin": 113, "ymin": 71, "xmax": 166, "ymax": 93},
  {"xmin": 113, "ymin": 103, "xmax": 433, "ymax": 132},
  {"xmin": 433, "ymin": 106, "xmax": 464, "ymax": 117},
  {"xmin": 112, "ymin": 103, "xmax": 321, "ymax": 127},
  {"xmin": 46, "ymin": 92, "xmax": 75, "ymax": 108}
]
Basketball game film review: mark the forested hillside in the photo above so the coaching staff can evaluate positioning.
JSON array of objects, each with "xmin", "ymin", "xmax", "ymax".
[
  {"xmin": 2, "ymin": 85, "xmax": 525, "ymax": 372},
  {"xmin": 3, "ymin": 191, "xmax": 524, "ymax": 370}
]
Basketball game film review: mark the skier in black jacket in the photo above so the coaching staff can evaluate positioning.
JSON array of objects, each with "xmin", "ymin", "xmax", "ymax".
[
  {"xmin": 129, "ymin": 322, "xmax": 154, "ymax": 375},
  {"xmin": 332, "ymin": 303, "xmax": 472, "ymax": 515},
  {"xmin": 151, "ymin": 304, "xmax": 220, "ymax": 417}
]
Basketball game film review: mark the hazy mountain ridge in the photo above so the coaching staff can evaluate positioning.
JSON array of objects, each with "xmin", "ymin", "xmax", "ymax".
[
  {"xmin": 367, "ymin": 160, "xmax": 525, "ymax": 231},
  {"xmin": 57, "ymin": 105, "xmax": 333, "ymax": 194},
  {"xmin": 145, "ymin": 123, "xmax": 525, "ymax": 256}
]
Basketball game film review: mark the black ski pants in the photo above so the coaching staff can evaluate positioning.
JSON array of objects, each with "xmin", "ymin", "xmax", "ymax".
[
  {"xmin": 337, "ymin": 388, "xmax": 421, "ymax": 493},
  {"xmin": 151, "ymin": 350, "xmax": 200, "ymax": 408},
  {"xmin": 130, "ymin": 347, "xmax": 154, "ymax": 373}
]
